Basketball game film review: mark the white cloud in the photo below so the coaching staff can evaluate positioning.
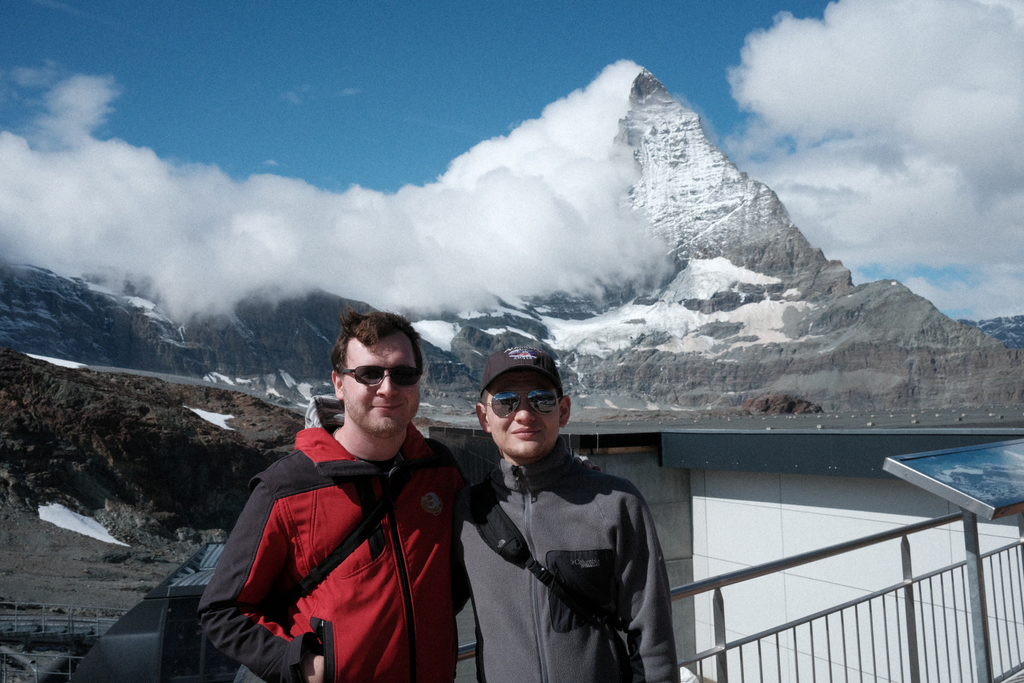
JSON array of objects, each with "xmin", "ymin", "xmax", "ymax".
[
  {"xmin": 727, "ymin": 0, "xmax": 1024, "ymax": 318},
  {"xmin": 34, "ymin": 73, "xmax": 119, "ymax": 148},
  {"xmin": 0, "ymin": 60, "xmax": 668, "ymax": 320}
]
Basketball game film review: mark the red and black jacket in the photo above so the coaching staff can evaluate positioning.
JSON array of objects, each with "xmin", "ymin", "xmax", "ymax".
[{"xmin": 198, "ymin": 423, "xmax": 465, "ymax": 683}]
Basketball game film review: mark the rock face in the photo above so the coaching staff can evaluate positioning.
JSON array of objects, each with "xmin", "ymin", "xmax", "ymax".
[
  {"xmin": 0, "ymin": 347, "xmax": 302, "ymax": 543},
  {"xmin": 742, "ymin": 395, "xmax": 823, "ymax": 415},
  {"xmin": 0, "ymin": 69, "xmax": 1022, "ymax": 412},
  {"xmin": 561, "ymin": 279, "xmax": 1023, "ymax": 411},
  {"xmin": 0, "ymin": 263, "xmax": 478, "ymax": 408},
  {"xmin": 620, "ymin": 70, "xmax": 851, "ymax": 300}
]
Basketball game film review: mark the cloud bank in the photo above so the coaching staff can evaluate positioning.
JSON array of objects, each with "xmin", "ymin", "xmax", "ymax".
[
  {"xmin": 727, "ymin": 0, "xmax": 1024, "ymax": 319},
  {"xmin": 0, "ymin": 60, "xmax": 668, "ymax": 320},
  {"xmin": 6, "ymin": 4, "xmax": 1023, "ymax": 325}
]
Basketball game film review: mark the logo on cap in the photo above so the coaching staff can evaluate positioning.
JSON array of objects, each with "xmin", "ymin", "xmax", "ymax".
[{"xmin": 507, "ymin": 347, "xmax": 539, "ymax": 360}]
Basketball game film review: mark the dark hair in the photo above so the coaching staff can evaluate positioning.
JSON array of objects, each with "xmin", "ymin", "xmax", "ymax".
[{"xmin": 330, "ymin": 309, "xmax": 423, "ymax": 374}]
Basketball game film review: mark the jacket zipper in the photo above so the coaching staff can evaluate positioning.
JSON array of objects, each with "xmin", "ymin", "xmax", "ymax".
[
  {"xmin": 514, "ymin": 466, "xmax": 551, "ymax": 683},
  {"xmin": 384, "ymin": 472, "xmax": 418, "ymax": 683},
  {"xmin": 312, "ymin": 617, "xmax": 335, "ymax": 683}
]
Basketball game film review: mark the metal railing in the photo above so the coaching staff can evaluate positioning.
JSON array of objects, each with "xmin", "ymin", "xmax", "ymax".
[
  {"xmin": 0, "ymin": 647, "xmax": 81, "ymax": 683},
  {"xmin": 457, "ymin": 512, "xmax": 1024, "ymax": 683},
  {"xmin": 675, "ymin": 511, "xmax": 1024, "ymax": 683},
  {"xmin": 0, "ymin": 603, "xmax": 120, "ymax": 648},
  {"xmin": 0, "ymin": 603, "xmax": 124, "ymax": 683}
]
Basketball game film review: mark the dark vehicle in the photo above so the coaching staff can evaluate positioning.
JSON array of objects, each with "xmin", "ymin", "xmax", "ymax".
[{"xmin": 72, "ymin": 544, "xmax": 240, "ymax": 682}]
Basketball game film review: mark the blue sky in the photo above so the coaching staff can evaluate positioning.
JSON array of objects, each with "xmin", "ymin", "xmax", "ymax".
[
  {"xmin": 2, "ymin": 0, "xmax": 1023, "ymax": 321},
  {"xmin": 2, "ymin": 0, "xmax": 830, "ymax": 191}
]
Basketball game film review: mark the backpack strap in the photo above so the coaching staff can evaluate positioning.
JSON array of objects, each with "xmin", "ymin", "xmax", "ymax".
[
  {"xmin": 284, "ymin": 468, "xmax": 409, "ymax": 603},
  {"xmin": 285, "ymin": 439, "xmax": 457, "ymax": 603},
  {"xmin": 469, "ymin": 475, "xmax": 532, "ymax": 564},
  {"xmin": 468, "ymin": 479, "xmax": 635, "ymax": 681}
]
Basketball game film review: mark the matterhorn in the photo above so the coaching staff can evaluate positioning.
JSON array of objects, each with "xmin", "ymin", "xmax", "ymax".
[{"xmin": 2, "ymin": 68, "xmax": 1022, "ymax": 412}]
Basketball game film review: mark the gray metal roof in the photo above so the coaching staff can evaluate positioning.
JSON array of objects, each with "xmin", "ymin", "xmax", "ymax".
[{"xmin": 661, "ymin": 428, "xmax": 1024, "ymax": 479}]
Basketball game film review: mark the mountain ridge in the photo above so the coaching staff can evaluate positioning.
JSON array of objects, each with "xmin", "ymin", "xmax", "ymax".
[
  {"xmin": 1, "ymin": 68, "xmax": 1021, "ymax": 412},
  {"xmin": 959, "ymin": 315, "xmax": 1024, "ymax": 349}
]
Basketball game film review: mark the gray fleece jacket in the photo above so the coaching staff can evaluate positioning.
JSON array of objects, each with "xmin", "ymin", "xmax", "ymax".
[{"xmin": 453, "ymin": 438, "xmax": 679, "ymax": 683}]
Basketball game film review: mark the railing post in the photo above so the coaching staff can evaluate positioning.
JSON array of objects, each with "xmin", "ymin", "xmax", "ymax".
[
  {"xmin": 901, "ymin": 536, "xmax": 922, "ymax": 683},
  {"xmin": 963, "ymin": 509, "xmax": 994, "ymax": 683},
  {"xmin": 1018, "ymin": 513, "xmax": 1024, "ymax": 571},
  {"xmin": 714, "ymin": 587, "xmax": 729, "ymax": 683}
]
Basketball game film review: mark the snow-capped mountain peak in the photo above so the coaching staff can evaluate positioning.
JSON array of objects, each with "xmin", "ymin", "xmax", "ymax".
[{"xmin": 2, "ymin": 68, "xmax": 1021, "ymax": 413}]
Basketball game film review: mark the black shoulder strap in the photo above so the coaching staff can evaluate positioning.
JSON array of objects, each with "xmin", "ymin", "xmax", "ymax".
[
  {"xmin": 469, "ymin": 477, "xmax": 532, "ymax": 564},
  {"xmin": 284, "ymin": 472, "xmax": 407, "ymax": 603},
  {"xmin": 469, "ymin": 479, "xmax": 624, "ymax": 632},
  {"xmin": 285, "ymin": 440, "xmax": 456, "ymax": 603},
  {"xmin": 469, "ymin": 479, "xmax": 635, "ymax": 681}
]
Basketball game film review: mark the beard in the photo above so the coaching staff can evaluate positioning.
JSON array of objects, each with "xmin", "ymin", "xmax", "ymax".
[
  {"xmin": 359, "ymin": 415, "xmax": 406, "ymax": 439},
  {"xmin": 344, "ymin": 398, "xmax": 419, "ymax": 441}
]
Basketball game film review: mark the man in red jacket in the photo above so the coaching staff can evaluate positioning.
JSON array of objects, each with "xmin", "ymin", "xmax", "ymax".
[{"xmin": 199, "ymin": 309, "xmax": 465, "ymax": 683}]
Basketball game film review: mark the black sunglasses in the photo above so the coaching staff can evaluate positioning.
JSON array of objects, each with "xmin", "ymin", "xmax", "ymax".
[
  {"xmin": 487, "ymin": 389, "xmax": 559, "ymax": 418},
  {"xmin": 339, "ymin": 365, "xmax": 421, "ymax": 386}
]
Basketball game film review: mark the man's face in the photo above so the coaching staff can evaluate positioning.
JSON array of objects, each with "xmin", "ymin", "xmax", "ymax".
[
  {"xmin": 332, "ymin": 332, "xmax": 420, "ymax": 445},
  {"xmin": 476, "ymin": 371, "xmax": 570, "ymax": 466}
]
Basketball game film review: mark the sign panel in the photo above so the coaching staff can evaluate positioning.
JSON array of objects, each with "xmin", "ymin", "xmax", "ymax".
[{"xmin": 883, "ymin": 438, "xmax": 1024, "ymax": 520}]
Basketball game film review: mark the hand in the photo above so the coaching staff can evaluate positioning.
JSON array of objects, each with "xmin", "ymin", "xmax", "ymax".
[
  {"xmin": 575, "ymin": 455, "xmax": 601, "ymax": 471},
  {"xmin": 300, "ymin": 653, "xmax": 324, "ymax": 683}
]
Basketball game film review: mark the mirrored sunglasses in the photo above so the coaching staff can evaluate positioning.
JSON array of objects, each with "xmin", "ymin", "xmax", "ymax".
[
  {"xmin": 487, "ymin": 389, "xmax": 559, "ymax": 418},
  {"xmin": 340, "ymin": 365, "xmax": 421, "ymax": 386}
]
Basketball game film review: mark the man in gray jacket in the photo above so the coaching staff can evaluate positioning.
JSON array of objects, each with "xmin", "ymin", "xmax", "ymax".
[{"xmin": 453, "ymin": 347, "xmax": 679, "ymax": 683}]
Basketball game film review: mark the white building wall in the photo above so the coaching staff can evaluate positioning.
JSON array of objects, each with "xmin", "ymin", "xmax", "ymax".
[{"xmin": 689, "ymin": 469, "xmax": 1020, "ymax": 655}]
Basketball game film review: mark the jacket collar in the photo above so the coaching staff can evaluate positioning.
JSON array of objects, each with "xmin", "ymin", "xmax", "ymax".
[
  {"xmin": 495, "ymin": 437, "xmax": 571, "ymax": 493},
  {"xmin": 294, "ymin": 423, "xmax": 434, "ymax": 478}
]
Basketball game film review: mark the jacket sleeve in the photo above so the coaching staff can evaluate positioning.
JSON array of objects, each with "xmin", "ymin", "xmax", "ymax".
[
  {"xmin": 197, "ymin": 476, "xmax": 318, "ymax": 683},
  {"xmin": 616, "ymin": 489, "xmax": 680, "ymax": 683}
]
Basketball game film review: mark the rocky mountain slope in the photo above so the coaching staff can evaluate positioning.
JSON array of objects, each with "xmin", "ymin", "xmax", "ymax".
[
  {"xmin": 0, "ymin": 262, "xmax": 478, "ymax": 409},
  {"xmin": 1, "ymin": 68, "xmax": 1021, "ymax": 412},
  {"xmin": 0, "ymin": 347, "xmax": 301, "ymax": 541},
  {"xmin": 0, "ymin": 347, "xmax": 306, "ymax": 607},
  {"xmin": 622, "ymin": 70, "xmax": 851, "ymax": 300}
]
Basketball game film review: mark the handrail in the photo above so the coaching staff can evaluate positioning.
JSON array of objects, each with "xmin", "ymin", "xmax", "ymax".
[
  {"xmin": 671, "ymin": 511, "xmax": 963, "ymax": 601},
  {"xmin": 456, "ymin": 510, "xmax": 967, "ymax": 663}
]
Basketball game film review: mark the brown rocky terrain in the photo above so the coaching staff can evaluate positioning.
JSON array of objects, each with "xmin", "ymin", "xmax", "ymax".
[
  {"xmin": 0, "ymin": 347, "xmax": 303, "ymax": 608},
  {"xmin": 741, "ymin": 394, "xmax": 822, "ymax": 415}
]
